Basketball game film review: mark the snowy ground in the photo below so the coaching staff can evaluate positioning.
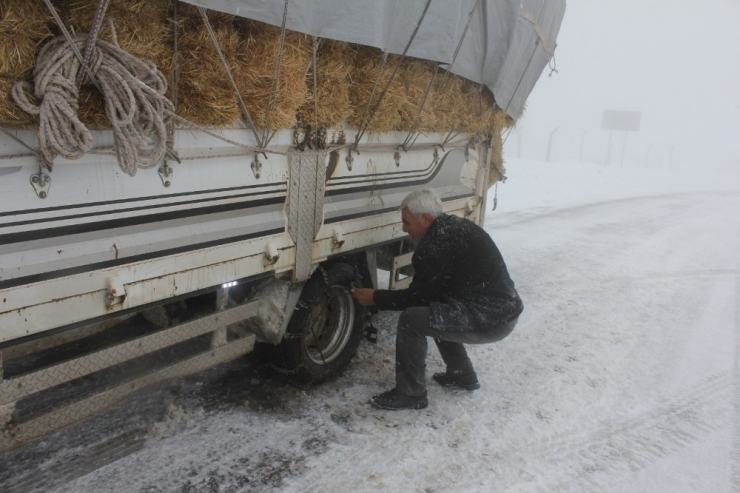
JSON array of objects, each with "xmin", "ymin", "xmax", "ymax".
[{"xmin": 1, "ymin": 158, "xmax": 739, "ymax": 492}]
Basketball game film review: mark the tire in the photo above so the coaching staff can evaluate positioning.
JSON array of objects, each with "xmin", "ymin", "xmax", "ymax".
[{"xmin": 275, "ymin": 262, "xmax": 366, "ymax": 385}]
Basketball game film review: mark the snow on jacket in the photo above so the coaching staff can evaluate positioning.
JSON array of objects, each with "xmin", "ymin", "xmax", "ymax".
[{"xmin": 373, "ymin": 213, "xmax": 523, "ymax": 331}]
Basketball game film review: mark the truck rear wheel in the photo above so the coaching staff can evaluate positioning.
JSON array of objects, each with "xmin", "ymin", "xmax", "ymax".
[{"xmin": 275, "ymin": 262, "xmax": 366, "ymax": 384}]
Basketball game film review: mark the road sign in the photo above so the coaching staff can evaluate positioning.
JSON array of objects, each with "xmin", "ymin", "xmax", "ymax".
[{"xmin": 602, "ymin": 110, "xmax": 641, "ymax": 132}]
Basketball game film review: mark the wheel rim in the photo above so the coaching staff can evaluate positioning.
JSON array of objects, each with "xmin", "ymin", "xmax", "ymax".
[{"xmin": 304, "ymin": 285, "xmax": 356, "ymax": 365}]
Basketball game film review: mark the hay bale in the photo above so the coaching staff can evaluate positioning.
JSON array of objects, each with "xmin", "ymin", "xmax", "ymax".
[
  {"xmin": 176, "ymin": 4, "xmax": 240, "ymax": 127},
  {"xmin": 455, "ymin": 80, "xmax": 493, "ymax": 134},
  {"xmin": 0, "ymin": 1, "xmax": 51, "ymax": 127},
  {"xmin": 59, "ymin": 0, "xmax": 171, "ymax": 69},
  {"xmin": 0, "ymin": 1, "xmax": 52, "ymax": 78},
  {"xmin": 233, "ymin": 19, "xmax": 311, "ymax": 131},
  {"xmin": 486, "ymin": 105, "xmax": 510, "ymax": 185},
  {"xmin": 297, "ymin": 40, "xmax": 355, "ymax": 129},
  {"xmin": 396, "ymin": 58, "xmax": 440, "ymax": 132},
  {"xmin": 425, "ymin": 73, "xmax": 466, "ymax": 132},
  {"xmin": 489, "ymin": 127, "xmax": 505, "ymax": 186},
  {"xmin": 77, "ymin": 85, "xmax": 109, "ymax": 129},
  {"xmin": 348, "ymin": 47, "xmax": 405, "ymax": 132},
  {"xmin": 0, "ymin": 77, "xmax": 35, "ymax": 126},
  {"xmin": 0, "ymin": 3, "xmax": 517, "ymax": 138},
  {"xmin": 51, "ymin": 1, "xmax": 173, "ymax": 128}
]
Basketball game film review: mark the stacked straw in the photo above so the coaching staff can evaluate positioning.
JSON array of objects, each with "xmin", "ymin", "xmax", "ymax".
[
  {"xmin": 396, "ymin": 59, "xmax": 440, "ymax": 132},
  {"xmin": 348, "ymin": 48, "xmax": 406, "ymax": 132},
  {"xmin": 297, "ymin": 40, "xmax": 355, "ymax": 129},
  {"xmin": 0, "ymin": 0, "xmax": 514, "ymax": 178},
  {"xmin": 0, "ymin": 1, "xmax": 52, "ymax": 125},
  {"xmin": 175, "ymin": 4, "xmax": 240, "ymax": 128},
  {"xmin": 233, "ymin": 19, "xmax": 311, "ymax": 130},
  {"xmin": 59, "ymin": 1, "xmax": 172, "ymax": 69},
  {"xmin": 57, "ymin": 0, "xmax": 173, "ymax": 128}
]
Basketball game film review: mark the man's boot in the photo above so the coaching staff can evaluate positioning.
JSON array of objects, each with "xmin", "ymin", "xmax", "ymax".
[
  {"xmin": 371, "ymin": 388, "xmax": 428, "ymax": 410},
  {"xmin": 433, "ymin": 339, "xmax": 479, "ymax": 390},
  {"xmin": 432, "ymin": 369, "xmax": 480, "ymax": 390}
]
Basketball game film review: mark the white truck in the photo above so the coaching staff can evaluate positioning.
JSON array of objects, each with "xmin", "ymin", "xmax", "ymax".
[{"xmin": 0, "ymin": 0, "xmax": 565, "ymax": 450}]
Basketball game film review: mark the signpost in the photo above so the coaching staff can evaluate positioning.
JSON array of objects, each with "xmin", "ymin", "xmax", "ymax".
[{"xmin": 602, "ymin": 110, "xmax": 641, "ymax": 166}]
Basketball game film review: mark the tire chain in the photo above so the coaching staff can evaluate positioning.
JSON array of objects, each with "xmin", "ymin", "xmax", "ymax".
[
  {"xmin": 281, "ymin": 266, "xmax": 331, "ymax": 342},
  {"xmin": 271, "ymin": 263, "xmax": 362, "ymax": 376},
  {"xmin": 267, "ymin": 361, "xmax": 306, "ymax": 376},
  {"xmin": 282, "ymin": 300, "xmax": 312, "ymax": 341},
  {"xmin": 271, "ymin": 279, "xmax": 324, "ymax": 376},
  {"xmin": 317, "ymin": 265, "xmax": 331, "ymax": 287}
]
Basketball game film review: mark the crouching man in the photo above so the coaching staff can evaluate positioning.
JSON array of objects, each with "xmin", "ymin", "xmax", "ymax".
[{"xmin": 351, "ymin": 188, "xmax": 523, "ymax": 410}]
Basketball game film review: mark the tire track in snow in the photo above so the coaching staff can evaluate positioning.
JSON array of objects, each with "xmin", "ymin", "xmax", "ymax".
[
  {"xmin": 508, "ymin": 372, "xmax": 732, "ymax": 492},
  {"xmin": 1, "ymin": 430, "xmax": 146, "ymax": 493},
  {"xmin": 486, "ymin": 193, "xmax": 738, "ymax": 491}
]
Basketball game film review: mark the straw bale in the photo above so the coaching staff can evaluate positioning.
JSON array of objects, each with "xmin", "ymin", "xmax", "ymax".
[
  {"xmin": 77, "ymin": 85, "xmax": 109, "ymax": 129},
  {"xmin": 0, "ymin": 2, "xmax": 518, "ymax": 138},
  {"xmin": 59, "ymin": 0, "xmax": 171, "ymax": 69},
  {"xmin": 297, "ymin": 40, "xmax": 355, "ymax": 129},
  {"xmin": 456, "ymin": 80, "xmax": 494, "ymax": 134},
  {"xmin": 0, "ymin": 1, "xmax": 52, "ymax": 79},
  {"xmin": 448, "ymin": 81, "xmax": 508, "ymax": 183},
  {"xmin": 483, "ymin": 91, "xmax": 512, "ymax": 134},
  {"xmin": 486, "ymin": 103, "xmax": 509, "ymax": 185},
  {"xmin": 395, "ymin": 58, "xmax": 440, "ymax": 132},
  {"xmin": 489, "ymin": 127, "xmax": 505, "ymax": 186},
  {"xmin": 175, "ymin": 5, "xmax": 240, "ymax": 127},
  {"xmin": 233, "ymin": 19, "xmax": 311, "ymax": 130},
  {"xmin": 0, "ymin": 77, "xmax": 35, "ymax": 126},
  {"xmin": 426, "ymin": 73, "xmax": 466, "ymax": 132},
  {"xmin": 348, "ymin": 47, "xmax": 405, "ymax": 132},
  {"xmin": 54, "ymin": 1, "xmax": 172, "ymax": 128}
]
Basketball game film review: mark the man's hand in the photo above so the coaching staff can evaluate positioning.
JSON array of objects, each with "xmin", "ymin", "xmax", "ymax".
[{"xmin": 350, "ymin": 287, "xmax": 375, "ymax": 306}]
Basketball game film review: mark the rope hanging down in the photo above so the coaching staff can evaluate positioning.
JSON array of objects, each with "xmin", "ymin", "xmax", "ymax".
[{"xmin": 12, "ymin": 29, "xmax": 174, "ymax": 176}]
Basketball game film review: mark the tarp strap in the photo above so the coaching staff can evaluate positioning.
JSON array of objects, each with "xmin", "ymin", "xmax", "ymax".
[
  {"xmin": 403, "ymin": 0, "xmax": 481, "ymax": 151},
  {"xmin": 434, "ymin": 0, "xmax": 481, "ymax": 99},
  {"xmin": 0, "ymin": 126, "xmax": 41, "ymax": 158},
  {"xmin": 261, "ymin": 0, "xmax": 291, "ymax": 148},
  {"xmin": 43, "ymin": 0, "xmax": 103, "ymax": 95},
  {"xmin": 167, "ymin": 0, "xmax": 180, "ymax": 155},
  {"xmin": 401, "ymin": 66, "xmax": 439, "ymax": 152},
  {"xmin": 352, "ymin": 0, "xmax": 433, "ymax": 152},
  {"xmin": 198, "ymin": 7, "xmax": 263, "ymax": 148},
  {"xmin": 75, "ymin": 0, "xmax": 111, "ymax": 88},
  {"xmin": 311, "ymin": 36, "xmax": 321, "ymax": 147},
  {"xmin": 354, "ymin": 51, "xmax": 389, "ymax": 147},
  {"xmin": 519, "ymin": 9, "xmax": 556, "ymax": 56}
]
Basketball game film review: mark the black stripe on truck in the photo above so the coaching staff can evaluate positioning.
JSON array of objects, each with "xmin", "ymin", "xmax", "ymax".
[
  {"xmin": 0, "ymin": 227, "xmax": 285, "ymax": 291},
  {"xmin": 0, "ymin": 196, "xmax": 286, "ymax": 245},
  {"xmin": 0, "ymin": 181, "xmax": 286, "ymax": 218}
]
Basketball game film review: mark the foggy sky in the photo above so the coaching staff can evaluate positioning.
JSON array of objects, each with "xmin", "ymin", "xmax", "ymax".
[{"xmin": 507, "ymin": 0, "xmax": 740, "ymax": 172}]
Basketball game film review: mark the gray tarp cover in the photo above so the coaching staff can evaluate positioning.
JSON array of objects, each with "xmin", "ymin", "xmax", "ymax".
[{"xmin": 181, "ymin": 0, "xmax": 565, "ymax": 120}]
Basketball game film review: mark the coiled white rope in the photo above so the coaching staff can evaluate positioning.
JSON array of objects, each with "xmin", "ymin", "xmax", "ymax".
[{"xmin": 12, "ymin": 31, "xmax": 173, "ymax": 176}]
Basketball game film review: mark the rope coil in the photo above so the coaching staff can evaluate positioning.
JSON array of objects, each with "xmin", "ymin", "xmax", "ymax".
[{"xmin": 12, "ymin": 30, "xmax": 173, "ymax": 176}]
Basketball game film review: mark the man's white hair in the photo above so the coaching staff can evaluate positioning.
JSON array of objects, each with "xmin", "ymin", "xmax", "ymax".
[{"xmin": 401, "ymin": 188, "xmax": 444, "ymax": 219}]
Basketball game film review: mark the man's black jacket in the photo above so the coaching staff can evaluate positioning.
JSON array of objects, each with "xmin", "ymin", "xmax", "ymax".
[{"xmin": 373, "ymin": 213, "xmax": 523, "ymax": 331}]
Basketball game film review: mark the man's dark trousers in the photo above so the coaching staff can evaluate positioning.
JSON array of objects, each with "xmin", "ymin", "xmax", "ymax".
[{"xmin": 395, "ymin": 307, "xmax": 518, "ymax": 396}]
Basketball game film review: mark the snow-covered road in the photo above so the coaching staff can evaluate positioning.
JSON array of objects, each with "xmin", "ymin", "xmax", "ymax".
[
  {"xmin": 483, "ymin": 191, "xmax": 738, "ymax": 492},
  {"xmin": 2, "ymin": 161, "xmax": 738, "ymax": 492}
]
